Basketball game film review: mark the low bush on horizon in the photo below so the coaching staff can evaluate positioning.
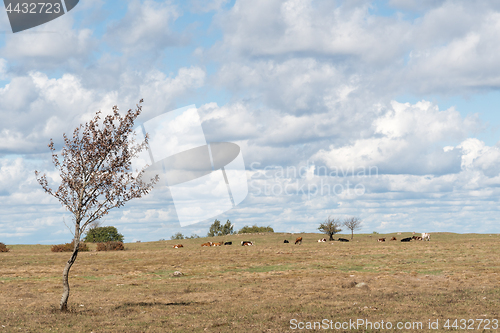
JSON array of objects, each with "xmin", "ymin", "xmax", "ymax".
[
  {"xmin": 96, "ymin": 241, "xmax": 124, "ymax": 251},
  {"xmin": 171, "ymin": 232, "xmax": 185, "ymax": 240},
  {"xmin": 238, "ymin": 225, "xmax": 274, "ymax": 233},
  {"xmin": 0, "ymin": 242, "xmax": 9, "ymax": 252},
  {"xmin": 51, "ymin": 241, "xmax": 89, "ymax": 252}
]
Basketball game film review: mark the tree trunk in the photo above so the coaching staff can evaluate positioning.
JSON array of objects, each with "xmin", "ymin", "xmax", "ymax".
[
  {"xmin": 329, "ymin": 233, "xmax": 334, "ymax": 241},
  {"xmin": 60, "ymin": 239, "xmax": 80, "ymax": 311},
  {"xmin": 351, "ymin": 230, "xmax": 354, "ymax": 239}
]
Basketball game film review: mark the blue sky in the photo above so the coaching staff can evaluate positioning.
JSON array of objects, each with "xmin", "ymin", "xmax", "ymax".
[{"xmin": 1, "ymin": 0, "xmax": 500, "ymax": 244}]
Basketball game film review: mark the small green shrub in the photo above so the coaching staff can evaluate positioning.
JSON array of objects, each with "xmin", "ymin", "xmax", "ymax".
[
  {"xmin": 84, "ymin": 226, "xmax": 124, "ymax": 243},
  {"xmin": 51, "ymin": 241, "xmax": 89, "ymax": 252},
  {"xmin": 0, "ymin": 242, "xmax": 9, "ymax": 252},
  {"xmin": 96, "ymin": 241, "xmax": 124, "ymax": 251},
  {"xmin": 238, "ymin": 225, "xmax": 274, "ymax": 234}
]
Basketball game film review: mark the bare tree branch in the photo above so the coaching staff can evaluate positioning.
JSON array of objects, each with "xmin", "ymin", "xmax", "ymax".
[{"xmin": 343, "ymin": 217, "xmax": 362, "ymax": 240}]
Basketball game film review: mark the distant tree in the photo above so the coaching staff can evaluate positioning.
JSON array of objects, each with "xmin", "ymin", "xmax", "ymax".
[
  {"xmin": 207, "ymin": 219, "xmax": 222, "ymax": 237},
  {"xmin": 318, "ymin": 216, "xmax": 342, "ymax": 241},
  {"xmin": 171, "ymin": 232, "xmax": 185, "ymax": 240},
  {"xmin": 343, "ymin": 217, "xmax": 362, "ymax": 239},
  {"xmin": 188, "ymin": 234, "xmax": 200, "ymax": 239},
  {"xmin": 35, "ymin": 100, "xmax": 158, "ymax": 311},
  {"xmin": 238, "ymin": 225, "xmax": 274, "ymax": 233},
  {"xmin": 208, "ymin": 219, "xmax": 234, "ymax": 237},
  {"xmin": 84, "ymin": 226, "xmax": 124, "ymax": 243},
  {"xmin": 222, "ymin": 220, "xmax": 234, "ymax": 235}
]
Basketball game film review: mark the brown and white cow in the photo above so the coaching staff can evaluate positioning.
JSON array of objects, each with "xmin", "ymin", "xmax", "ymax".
[
  {"xmin": 201, "ymin": 242, "xmax": 212, "ymax": 247},
  {"xmin": 422, "ymin": 233, "xmax": 431, "ymax": 241},
  {"xmin": 172, "ymin": 244, "xmax": 183, "ymax": 248},
  {"xmin": 378, "ymin": 238, "xmax": 386, "ymax": 242},
  {"xmin": 241, "ymin": 241, "xmax": 253, "ymax": 246},
  {"xmin": 212, "ymin": 242, "xmax": 223, "ymax": 246},
  {"xmin": 317, "ymin": 238, "xmax": 327, "ymax": 242},
  {"xmin": 390, "ymin": 237, "xmax": 397, "ymax": 241},
  {"xmin": 295, "ymin": 237, "xmax": 303, "ymax": 245}
]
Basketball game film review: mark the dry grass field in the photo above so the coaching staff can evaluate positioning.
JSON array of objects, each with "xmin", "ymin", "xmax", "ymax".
[{"xmin": 1, "ymin": 232, "xmax": 499, "ymax": 332}]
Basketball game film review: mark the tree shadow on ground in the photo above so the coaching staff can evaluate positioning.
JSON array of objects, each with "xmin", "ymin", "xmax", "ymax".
[{"xmin": 114, "ymin": 301, "xmax": 198, "ymax": 309}]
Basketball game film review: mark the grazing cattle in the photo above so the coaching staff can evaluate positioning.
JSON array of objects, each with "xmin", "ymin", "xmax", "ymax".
[
  {"xmin": 390, "ymin": 237, "xmax": 397, "ymax": 241},
  {"xmin": 201, "ymin": 242, "xmax": 212, "ymax": 247},
  {"xmin": 224, "ymin": 242, "xmax": 232, "ymax": 245},
  {"xmin": 338, "ymin": 238, "xmax": 349, "ymax": 242},
  {"xmin": 397, "ymin": 232, "xmax": 402, "ymax": 235},
  {"xmin": 401, "ymin": 237, "xmax": 412, "ymax": 242},
  {"xmin": 241, "ymin": 241, "xmax": 253, "ymax": 246},
  {"xmin": 412, "ymin": 236, "xmax": 422, "ymax": 241},
  {"xmin": 283, "ymin": 240, "xmax": 289, "ymax": 243},
  {"xmin": 212, "ymin": 242, "xmax": 223, "ymax": 246},
  {"xmin": 295, "ymin": 237, "xmax": 303, "ymax": 245},
  {"xmin": 172, "ymin": 244, "xmax": 183, "ymax": 248},
  {"xmin": 377, "ymin": 238, "xmax": 386, "ymax": 242},
  {"xmin": 317, "ymin": 238, "xmax": 327, "ymax": 242},
  {"xmin": 422, "ymin": 233, "xmax": 431, "ymax": 241}
]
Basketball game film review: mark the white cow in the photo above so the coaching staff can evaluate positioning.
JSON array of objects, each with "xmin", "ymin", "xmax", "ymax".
[{"xmin": 421, "ymin": 233, "xmax": 431, "ymax": 241}]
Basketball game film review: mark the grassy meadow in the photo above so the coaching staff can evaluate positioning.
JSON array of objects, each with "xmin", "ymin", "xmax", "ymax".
[{"xmin": 1, "ymin": 232, "xmax": 499, "ymax": 332}]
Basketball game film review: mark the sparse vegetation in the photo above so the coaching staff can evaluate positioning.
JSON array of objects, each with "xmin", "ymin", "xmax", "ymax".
[
  {"xmin": 1, "ymin": 233, "xmax": 499, "ymax": 332},
  {"xmin": 238, "ymin": 225, "xmax": 274, "ymax": 233}
]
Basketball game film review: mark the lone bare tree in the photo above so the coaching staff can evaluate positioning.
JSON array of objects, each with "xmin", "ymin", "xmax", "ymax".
[
  {"xmin": 343, "ymin": 217, "xmax": 362, "ymax": 239},
  {"xmin": 35, "ymin": 100, "xmax": 158, "ymax": 311},
  {"xmin": 318, "ymin": 216, "xmax": 342, "ymax": 241}
]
